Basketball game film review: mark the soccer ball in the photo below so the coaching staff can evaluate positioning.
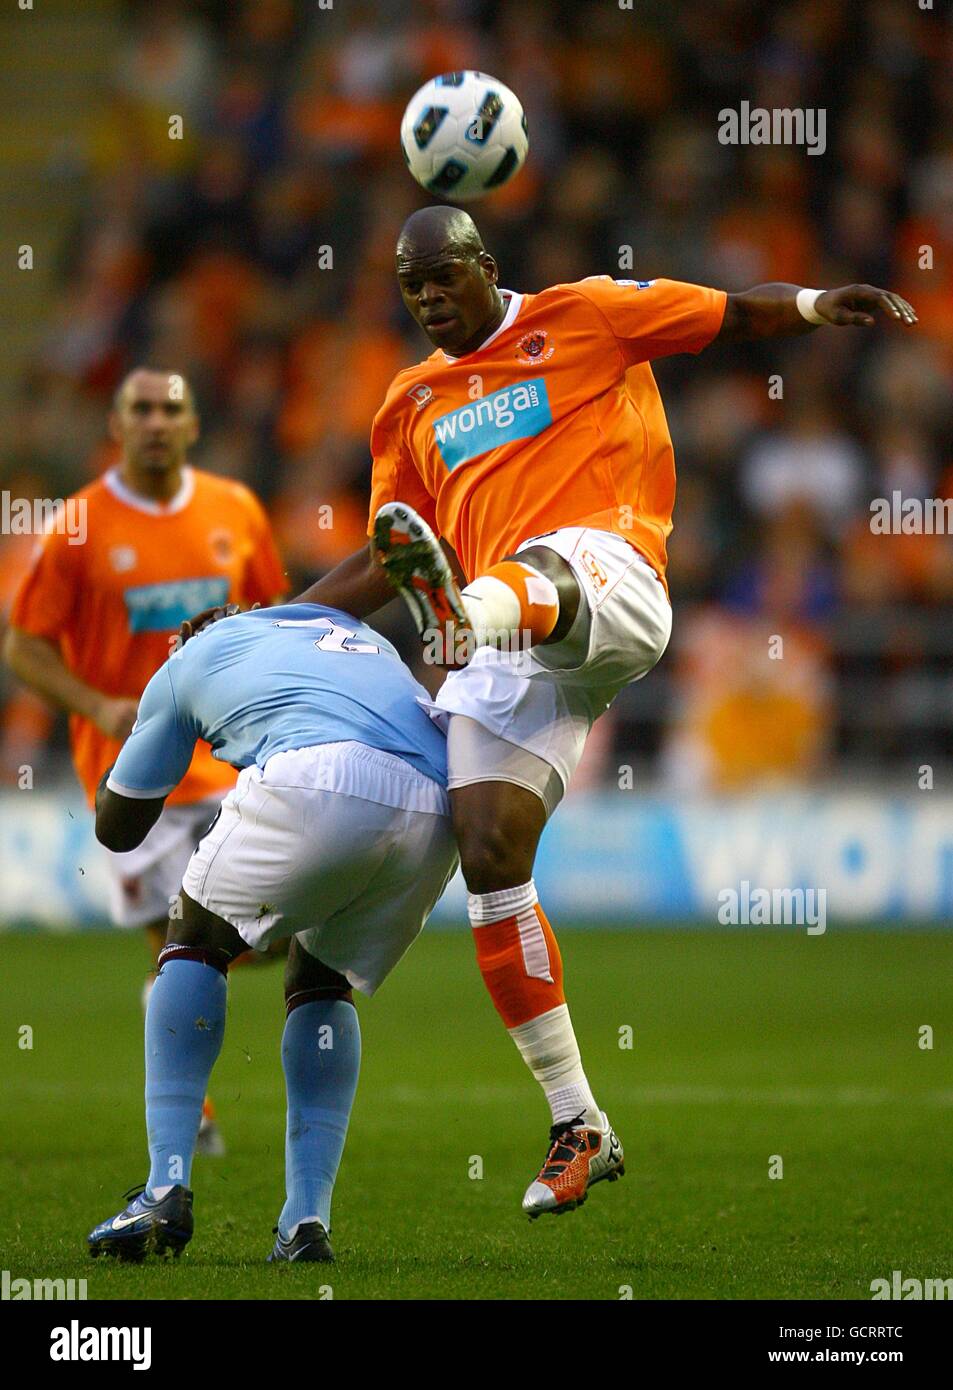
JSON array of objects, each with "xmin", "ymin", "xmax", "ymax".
[{"xmin": 400, "ymin": 71, "xmax": 528, "ymax": 203}]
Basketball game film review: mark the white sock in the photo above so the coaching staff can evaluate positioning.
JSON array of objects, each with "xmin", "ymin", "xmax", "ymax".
[
  {"xmin": 461, "ymin": 575, "xmax": 521, "ymax": 647},
  {"xmin": 508, "ymin": 1003, "xmax": 602, "ymax": 1129},
  {"xmin": 461, "ymin": 565, "xmax": 559, "ymax": 648}
]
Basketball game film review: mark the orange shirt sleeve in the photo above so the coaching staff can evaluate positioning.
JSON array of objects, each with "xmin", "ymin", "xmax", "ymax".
[
  {"xmin": 8, "ymin": 527, "xmax": 80, "ymax": 645},
  {"xmin": 238, "ymin": 487, "xmax": 287, "ymax": 604},
  {"xmin": 567, "ymin": 276, "xmax": 727, "ymax": 366},
  {"xmin": 367, "ymin": 405, "xmax": 439, "ymax": 537}
]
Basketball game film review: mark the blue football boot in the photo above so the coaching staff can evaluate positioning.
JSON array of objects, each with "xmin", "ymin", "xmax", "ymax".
[{"xmin": 87, "ymin": 1184, "xmax": 193, "ymax": 1261}]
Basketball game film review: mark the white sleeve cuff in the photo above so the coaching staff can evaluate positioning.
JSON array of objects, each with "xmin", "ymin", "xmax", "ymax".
[{"xmin": 105, "ymin": 774, "xmax": 176, "ymax": 800}]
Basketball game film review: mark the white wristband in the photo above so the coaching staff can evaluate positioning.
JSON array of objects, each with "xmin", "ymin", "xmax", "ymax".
[{"xmin": 796, "ymin": 288, "xmax": 826, "ymax": 325}]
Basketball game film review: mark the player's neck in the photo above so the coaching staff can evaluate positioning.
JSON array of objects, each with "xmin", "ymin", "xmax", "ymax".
[
  {"xmin": 119, "ymin": 460, "xmax": 186, "ymax": 504},
  {"xmin": 455, "ymin": 289, "xmax": 508, "ymax": 357}
]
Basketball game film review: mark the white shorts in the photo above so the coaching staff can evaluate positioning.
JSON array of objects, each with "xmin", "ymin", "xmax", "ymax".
[
  {"xmin": 181, "ymin": 742, "xmax": 458, "ymax": 995},
  {"xmin": 434, "ymin": 527, "xmax": 673, "ymax": 798},
  {"xmin": 104, "ymin": 797, "xmax": 226, "ymax": 929}
]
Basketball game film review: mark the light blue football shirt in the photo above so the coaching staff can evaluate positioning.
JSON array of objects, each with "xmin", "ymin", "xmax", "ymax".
[{"xmin": 106, "ymin": 604, "xmax": 447, "ymax": 797}]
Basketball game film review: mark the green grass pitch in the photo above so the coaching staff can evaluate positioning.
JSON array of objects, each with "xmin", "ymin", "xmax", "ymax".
[{"xmin": 2, "ymin": 927, "xmax": 951, "ymax": 1300}]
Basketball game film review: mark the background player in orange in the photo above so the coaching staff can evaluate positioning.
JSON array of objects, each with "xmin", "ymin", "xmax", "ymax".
[
  {"xmin": 4, "ymin": 368, "xmax": 286, "ymax": 1154},
  {"xmin": 286, "ymin": 206, "xmax": 916, "ymax": 1218}
]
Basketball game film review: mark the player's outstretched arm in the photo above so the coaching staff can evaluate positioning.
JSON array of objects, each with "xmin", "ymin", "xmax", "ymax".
[
  {"xmin": 178, "ymin": 545, "xmax": 397, "ymax": 646},
  {"xmin": 716, "ymin": 283, "xmax": 917, "ymax": 343},
  {"xmin": 292, "ymin": 541, "xmax": 397, "ymax": 616}
]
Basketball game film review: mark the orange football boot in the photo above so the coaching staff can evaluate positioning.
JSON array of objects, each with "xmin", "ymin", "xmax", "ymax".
[{"xmin": 522, "ymin": 1112, "xmax": 625, "ymax": 1218}]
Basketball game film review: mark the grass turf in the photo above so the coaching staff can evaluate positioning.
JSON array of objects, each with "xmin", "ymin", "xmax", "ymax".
[{"xmin": 1, "ymin": 927, "xmax": 951, "ymax": 1300}]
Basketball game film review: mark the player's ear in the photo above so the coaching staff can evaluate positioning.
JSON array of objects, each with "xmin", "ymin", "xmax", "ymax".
[
  {"xmin": 480, "ymin": 253, "xmax": 499, "ymax": 286},
  {"xmin": 186, "ymin": 411, "xmax": 200, "ymax": 448},
  {"xmin": 107, "ymin": 410, "xmax": 122, "ymax": 444}
]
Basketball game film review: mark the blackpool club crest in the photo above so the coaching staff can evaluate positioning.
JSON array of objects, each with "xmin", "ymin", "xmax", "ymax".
[
  {"xmin": 209, "ymin": 528, "xmax": 234, "ymax": 565},
  {"xmin": 515, "ymin": 329, "xmax": 555, "ymax": 365}
]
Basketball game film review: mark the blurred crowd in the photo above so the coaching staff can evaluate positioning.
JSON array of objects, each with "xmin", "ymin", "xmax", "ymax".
[{"xmin": 2, "ymin": 0, "xmax": 952, "ymax": 792}]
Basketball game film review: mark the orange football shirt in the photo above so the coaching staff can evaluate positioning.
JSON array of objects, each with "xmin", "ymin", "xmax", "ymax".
[
  {"xmin": 368, "ymin": 277, "xmax": 727, "ymax": 592},
  {"xmin": 10, "ymin": 466, "xmax": 286, "ymax": 807}
]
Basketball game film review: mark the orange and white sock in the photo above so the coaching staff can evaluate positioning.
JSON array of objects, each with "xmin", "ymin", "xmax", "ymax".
[
  {"xmin": 468, "ymin": 881, "xmax": 601, "ymax": 1127},
  {"xmin": 461, "ymin": 561, "xmax": 559, "ymax": 650}
]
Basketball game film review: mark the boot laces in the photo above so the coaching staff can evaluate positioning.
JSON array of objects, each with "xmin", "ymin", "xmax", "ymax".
[{"xmin": 543, "ymin": 1113, "xmax": 589, "ymax": 1166}]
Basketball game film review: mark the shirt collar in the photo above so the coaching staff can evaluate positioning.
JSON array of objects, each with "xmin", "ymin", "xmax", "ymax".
[{"xmin": 104, "ymin": 465, "xmax": 195, "ymax": 516}]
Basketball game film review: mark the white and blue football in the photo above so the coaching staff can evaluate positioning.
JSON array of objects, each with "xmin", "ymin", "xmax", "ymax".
[{"xmin": 400, "ymin": 70, "xmax": 529, "ymax": 203}]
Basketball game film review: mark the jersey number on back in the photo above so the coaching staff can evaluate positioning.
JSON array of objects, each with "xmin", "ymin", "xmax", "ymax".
[{"xmin": 272, "ymin": 617, "xmax": 381, "ymax": 655}]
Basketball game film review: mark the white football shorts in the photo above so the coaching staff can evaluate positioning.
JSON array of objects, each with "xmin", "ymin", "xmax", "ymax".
[
  {"xmin": 180, "ymin": 741, "xmax": 458, "ymax": 995},
  {"xmin": 434, "ymin": 527, "xmax": 673, "ymax": 804},
  {"xmin": 104, "ymin": 796, "xmax": 226, "ymax": 929}
]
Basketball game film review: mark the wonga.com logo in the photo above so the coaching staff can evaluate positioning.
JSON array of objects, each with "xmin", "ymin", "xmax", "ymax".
[
  {"xmin": 432, "ymin": 378, "xmax": 553, "ymax": 471},
  {"xmin": 123, "ymin": 577, "xmax": 230, "ymax": 633}
]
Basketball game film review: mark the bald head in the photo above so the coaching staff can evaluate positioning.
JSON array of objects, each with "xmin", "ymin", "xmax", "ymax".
[
  {"xmin": 395, "ymin": 208, "xmax": 504, "ymax": 355},
  {"xmin": 396, "ymin": 206, "xmax": 485, "ymax": 268}
]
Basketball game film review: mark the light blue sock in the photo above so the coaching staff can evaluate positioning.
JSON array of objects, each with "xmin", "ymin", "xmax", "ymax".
[
  {"xmin": 144, "ymin": 958, "xmax": 227, "ymax": 1198},
  {"xmin": 279, "ymin": 999, "xmax": 361, "ymax": 1238}
]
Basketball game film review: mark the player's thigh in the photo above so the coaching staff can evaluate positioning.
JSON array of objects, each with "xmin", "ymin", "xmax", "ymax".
[
  {"xmin": 520, "ymin": 527, "xmax": 673, "ymax": 686},
  {"xmin": 447, "ymin": 712, "xmax": 562, "ymax": 889}
]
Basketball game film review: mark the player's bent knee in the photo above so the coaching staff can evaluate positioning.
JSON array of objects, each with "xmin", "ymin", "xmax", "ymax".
[
  {"xmin": 164, "ymin": 891, "xmax": 247, "ymax": 972},
  {"xmin": 460, "ymin": 842, "xmax": 535, "ymax": 895},
  {"xmin": 453, "ymin": 811, "xmax": 543, "ymax": 894},
  {"xmin": 285, "ymin": 937, "xmax": 353, "ymax": 1009},
  {"xmin": 452, "ymin": 783, "xmax": 550, "ymax": 889},
  {"xmin": 508, "ymin": 545, "xmax": 581, "ymax": 642}
]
